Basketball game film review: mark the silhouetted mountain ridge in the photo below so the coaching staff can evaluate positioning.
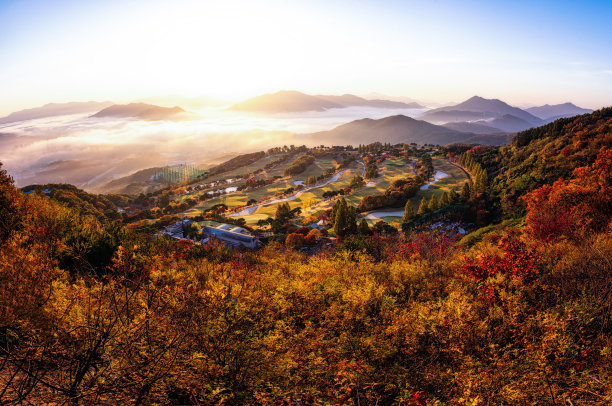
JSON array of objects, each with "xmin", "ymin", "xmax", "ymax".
[
  {"xmin": 525, "ymin": 103, "xmax": 592, "ymax": 121},
  {"xmin": 229, "ymin": 90, "xmax": 423, "ymax": 113},
  {"xmin": 421, "ymin": 96, "xmax": 543, "ymax": 126},
  {"xmin": 308, "ymin": 114, "xmax": 509, "ymax": 146},
  {"xmin": 90, "ymin": 103, "xmax": 191, "ymax": 121},
  {"xmin": 0, "ymin": 101, "xmax": 114, "ymax": 125}
]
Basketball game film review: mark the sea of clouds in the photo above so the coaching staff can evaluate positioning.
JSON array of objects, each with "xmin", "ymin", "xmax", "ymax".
[{"xmin": 0, "ymin": 106, "xmax": 425, "ymax": 191}]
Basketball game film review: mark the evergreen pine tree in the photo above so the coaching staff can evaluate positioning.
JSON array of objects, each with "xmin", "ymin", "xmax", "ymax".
[
  {"xmin": 417, "ymin": 196, "xmax": 429, "ymax": 215},
  {"xmin": 461, "ymin": 181, "xmax": 471, "ymax": 200},
  {"xmin": 330, "ymin": 200, "xmax": 340, "ymax": 226},
  {"xmin": 358, "ymin": 218, "xmax": 371, "ymax": 235},
  {"xmin": 476, "ymin": 169, "xmax": 488, "ymax": 191},
  {"xmin": 440, "ymin": 191, "xmax": 450, "ymax": 207},
  {"xmin": 334, "ymin": 203, "xmax": 347, "ymax": 237},
  {"xmin": 402, "ymin": 200, "xmax": 415, "ymax": 223},
  {"xmin": 347, "ymin": 206, "xmax": 358, "ymax": 235},
  {"xmin": 449, "ymin": 189, "xmax": 458, "ymax": 203},
  {"xmin": 428, "ymin": 194, "xmax": 439, "ymax": 211},
  {"xmin": 275, "ymin": 202, "xmax": 289, "ymax": 219}
]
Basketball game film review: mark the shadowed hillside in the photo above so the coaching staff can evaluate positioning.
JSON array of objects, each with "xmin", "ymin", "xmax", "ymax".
[
  {"xmin": 421, "ymin": 96, "xmax": 544, "ymax": 132},
  {"xmin": 308, "ymin": 114, "xmax": 510, "ymax": 145},
  {"xmin": 229, "ymin": 90, "xmax": 423, "ymax": 113}
]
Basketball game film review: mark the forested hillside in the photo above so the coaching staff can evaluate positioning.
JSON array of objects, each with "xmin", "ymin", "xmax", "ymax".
[
  {"xmin": 494, "ymin": 107, "xmax": 611, "ymax": 215},
  {"xmin": 0, "ymin": 109, "xmax": 610, "ymax": 405}
]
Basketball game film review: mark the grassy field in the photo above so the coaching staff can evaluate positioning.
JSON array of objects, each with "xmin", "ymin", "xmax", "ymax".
[
  {"xmin": 181, "ymin": 155, "xmax": 469, "ymax": 226},
  {"xmin": 343, "ymin": 157, "xmax": 413, "ymax": 207},
  {"xmin": 402, "ymin": 157, "xmax": 469, "ymax": 218},
  {"xmin": 355, "ymin": 157, "xmax": 469, "ymax": 225},
  {"xmin": 197, "ymin": 153, "xmax": 288, "ymax": 184},
  {"xmin": 181, "ymin": 156, "xmax": 344, "ymax": 220}
]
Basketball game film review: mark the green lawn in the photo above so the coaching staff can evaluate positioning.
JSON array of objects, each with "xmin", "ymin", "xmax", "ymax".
[
  {"xmin": 180, "ymin": 157, "xmax": 347, "ymax": 222},
  {"xmin": 180, "ymin": 155, "xmax": 468, "ymax": 226},
  {"xmin": 403, "ymin": 157, "xmax": 469, "ymax": 216},
  {"xmin": 200, "ymin": 153, "xmax": 288, "ymax": 183}
]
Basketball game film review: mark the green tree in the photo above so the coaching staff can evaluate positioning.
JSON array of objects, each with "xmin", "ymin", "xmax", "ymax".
[
  {"xmin": 461, "ymin": 181, "xmax": 471, "ymax": 201},
  {"xmin": 358, "ymin": 219, "xmax": 371, "ymax": 235},
  {"xmin": 439, "ymin": 191, "xmax": 450, "ymax": 207},
  {"xmin": 333, "ymin": 198, "xmax": 357, "ymax": 237},
  {"xmin": 417, "ymin": 196, "xmax": 429, "ymax": 215},
  {"xmin": 334, "ymin": 202, "xmax": 348, "ymax": 237},
  {"xmin": 428, "ymin": 194, "xmax": 439, "ymax": 211},
  {"xmin": 402, "ymin": 200, "xmax": 415, "ymax": 223},
  {"xmin": 306, "ymin": 176, "xmax": 317, "ymax": 186},
  {"xmin": 350, "ymin": 175, "xmax": 365, "ymax": 189},
  {"xmin": 275, "ymin": 202, "xmax": 290, "ymax": 219},
  {"xmin": 475, "ymin": 169, "xmax": 488, "ymax": 192},
  {"xmin": 364, "ymin": 165, "xmax": 378, "ymax": 180}
]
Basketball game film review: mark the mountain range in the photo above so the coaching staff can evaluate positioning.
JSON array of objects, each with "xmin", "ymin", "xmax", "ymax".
[
  {"xmin": 416, "ymin": 96, "xmax": 592, "ymax": 134},
  {"xmin": 420, "ymin": 96, "xmax": 544, "ymax": 126},
  {"xmin": 307, "ymin": 114, "xmax": 500, "ymax": 146},
  {"xmin": 0, "ymin": 101, "xmax": 113, "ymax": 125},
  {"xmin": 229, "ymin": 90, "xmax": 424, "ymax": 113},
  {"xmin": 525, "ymin": 103, "xmax": 593, "ymax": 121},
  {"xmin": 90, "ymin": 103, "xmax": 192, "ymax": 121}
]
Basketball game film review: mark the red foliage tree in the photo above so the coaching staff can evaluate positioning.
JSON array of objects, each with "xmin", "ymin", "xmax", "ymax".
[
  {"xmin": 523, "ymin": 148, "xmax": 612, "ymax": 241},
  {"xmin": 462, "ymin": 234, "xmax": 539, "ymax": 283}
]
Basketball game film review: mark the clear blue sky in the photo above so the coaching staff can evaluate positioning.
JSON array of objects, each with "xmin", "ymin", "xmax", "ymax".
[{"xmin": 1, "ymin": 0, "xmax": 611, "ymax": 114}]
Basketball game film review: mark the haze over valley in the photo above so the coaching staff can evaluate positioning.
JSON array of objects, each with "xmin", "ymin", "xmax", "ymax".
[{"xmin": 0, "ymin": 92, "xmax": 596, "ymax": 191}]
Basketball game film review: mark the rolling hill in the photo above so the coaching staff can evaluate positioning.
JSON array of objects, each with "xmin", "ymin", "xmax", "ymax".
[
  {"xmin": 481, "ymin": 114, "xmax": 536, "ymax": 133},
  {"xmin": 0, "ymin": 101, "xmax": 114, "ymax": 125},
  {"xmin": 307, "ymin": 114, "xmax": 506, "ymax": 145},
  {"xmin": 420, "ymin": 109, "xmax": 494, "ymax": 124},
  {"xmin": 525, "ymin": 102, "xmax": 592, "ymax": 121},
  {"xmin": 229, "ymin": 90, "xmax": 422, "ymax": 113},
  {"xmin": 441, "ymin": 121, "xmax": 505, "ymax": 134},
  {"xmin": 420, "ymin": 96, "xmax": 544, "ymax": 127},
  {"xmin": 90, "ymin": 103, "xmax": 192, "ymax": 121}
]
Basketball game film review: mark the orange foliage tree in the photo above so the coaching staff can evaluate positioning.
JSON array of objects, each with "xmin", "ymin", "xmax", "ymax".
[{"xmin": 523, "ymin": 148, "xmax": 612, "ymax": 241}]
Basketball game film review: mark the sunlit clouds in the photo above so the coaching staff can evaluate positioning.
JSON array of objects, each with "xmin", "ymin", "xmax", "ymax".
[
  {"xmin": 0, "ymin": 106, "xmax": 424, "ymax": 188},
  {"xmin": 1, "ymin": 0, "xmax": 612, "ymax": 114}
]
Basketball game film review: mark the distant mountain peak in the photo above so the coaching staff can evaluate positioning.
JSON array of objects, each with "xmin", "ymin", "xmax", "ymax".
[
  {"xmin": 0, "ymin": 101, "xmax": 114, "ymax": 125},
  {"xmin": 90, "ymin": 103, "xmax": 190, "ymax": 121},
  {"xmin": 229, "ymin": 91, "xmax": 424, "ymax": 113},
  {"xmin": 525, "ymin": 103, "xmax": 592, "ymax": 121},
  {"xmin": 421, "ymin": 96, "xmax": 544, "ymax": 130}
]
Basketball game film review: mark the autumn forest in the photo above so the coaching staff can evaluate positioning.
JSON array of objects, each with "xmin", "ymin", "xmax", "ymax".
[{"xmin": 0, "ymin": 105, "xmax": 610, "ymax": 405}]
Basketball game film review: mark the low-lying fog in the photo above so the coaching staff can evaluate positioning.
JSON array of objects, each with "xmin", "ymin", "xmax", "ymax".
[{"xmin": 0, "ymin": 106, "xmax": 425, "ymax": 192}]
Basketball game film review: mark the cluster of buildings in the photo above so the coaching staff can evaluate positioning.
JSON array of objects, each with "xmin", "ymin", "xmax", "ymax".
[{"xmin": 159, "ymin": 219, "xmax": 260, "ymax": 249}]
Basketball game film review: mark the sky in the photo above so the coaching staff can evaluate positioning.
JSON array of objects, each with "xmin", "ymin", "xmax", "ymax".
[{"xmin": 1, "ymin": 0, "xmax": 612, "ymax": 115}]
